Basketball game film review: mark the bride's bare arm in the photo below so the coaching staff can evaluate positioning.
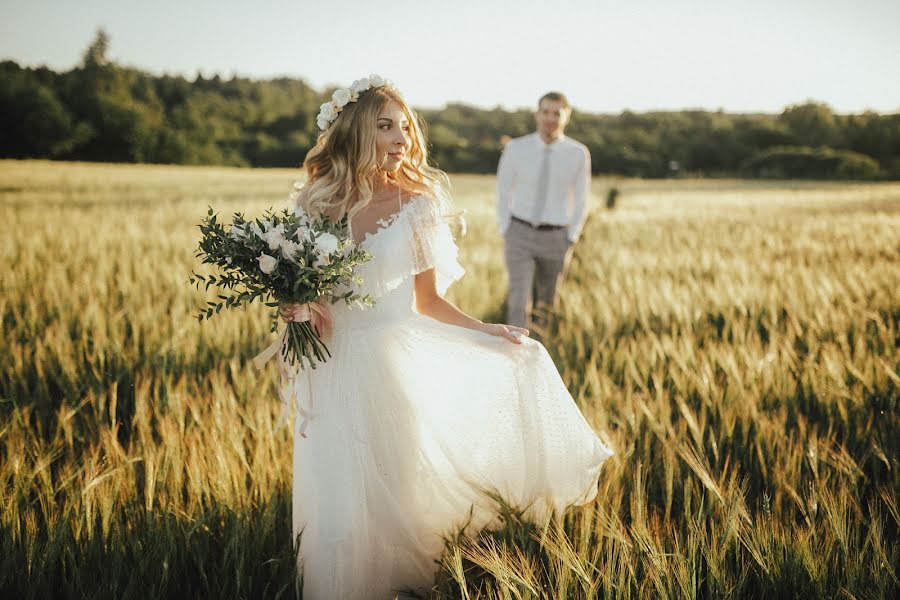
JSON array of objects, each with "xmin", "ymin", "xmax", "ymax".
[{"xmin": 414, "ymin": 268, "xmax": 528, "ymax": 344}]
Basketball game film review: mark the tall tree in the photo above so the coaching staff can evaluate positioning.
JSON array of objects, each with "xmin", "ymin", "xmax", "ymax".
[{"xmin": 81, "ymin": 28, "xmax": 110, "ymax": 69}]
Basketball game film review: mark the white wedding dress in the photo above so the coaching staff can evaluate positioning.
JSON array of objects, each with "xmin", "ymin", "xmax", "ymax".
[{"xmin": 291, "ymin": 195, "xmax": 613, "ymax": 599}]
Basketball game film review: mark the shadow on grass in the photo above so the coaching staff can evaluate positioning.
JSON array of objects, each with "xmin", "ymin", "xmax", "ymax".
[{"xmin": 0, "ymin": 487, "xmax": 297, "ymax": 600}]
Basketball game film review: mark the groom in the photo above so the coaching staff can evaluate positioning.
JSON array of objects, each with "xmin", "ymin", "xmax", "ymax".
[{"xmin": 496, "ymin": 91, "xmax": 592, "ymax": 329}]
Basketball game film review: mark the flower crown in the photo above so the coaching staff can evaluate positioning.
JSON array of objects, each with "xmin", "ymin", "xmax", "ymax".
[{"xmin": 316, "ymin": 74, "xmax": 393, "ymax": 131}]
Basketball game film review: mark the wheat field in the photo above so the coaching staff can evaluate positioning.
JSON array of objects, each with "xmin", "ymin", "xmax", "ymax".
[{"xmin": 1, "ymin": 160, "xmax": 898, "ymax": 599}]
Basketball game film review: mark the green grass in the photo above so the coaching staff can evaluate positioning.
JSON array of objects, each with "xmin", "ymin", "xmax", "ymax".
[{"xmin": 1, "ymin": 160, "xmax": 898, "ymax": 598}]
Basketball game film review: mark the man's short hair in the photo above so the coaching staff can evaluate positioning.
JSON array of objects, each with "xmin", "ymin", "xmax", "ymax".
[{"xmin": 538, "ymin": 91, "xmax": 571, "ymax": 111}]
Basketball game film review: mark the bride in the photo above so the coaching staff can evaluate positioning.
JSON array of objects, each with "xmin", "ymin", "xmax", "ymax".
[{"xmin": 280, "ymin": 75, "xmax": 613, "ymax": 599}]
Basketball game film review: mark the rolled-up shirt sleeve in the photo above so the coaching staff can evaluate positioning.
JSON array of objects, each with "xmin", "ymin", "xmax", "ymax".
[
  {"xmin": 496, "ymin": 142, "xmax": 516, "ymax": 236},
  {"xmin": 568, "ymin": 146, "xmax": 591, "ymax": 243}
]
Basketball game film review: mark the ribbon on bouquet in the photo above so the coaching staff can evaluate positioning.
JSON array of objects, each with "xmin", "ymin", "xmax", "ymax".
[{"xmin": 253, "ymin": 302, "xmax": 332, "ymax": 437}]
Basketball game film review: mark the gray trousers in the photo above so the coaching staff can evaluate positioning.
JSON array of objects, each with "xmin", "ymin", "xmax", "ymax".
[{"xmin": 503, "ymin": 219, "xmax": 573, "ymax": 328}]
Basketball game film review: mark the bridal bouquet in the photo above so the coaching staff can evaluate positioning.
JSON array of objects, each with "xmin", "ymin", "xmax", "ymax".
[{"xmin": 191, "ymin": 204, "xmax": 373, "ymax": 369}]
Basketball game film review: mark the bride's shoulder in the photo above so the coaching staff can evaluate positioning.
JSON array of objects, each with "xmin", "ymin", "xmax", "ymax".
[
  {"xmin": 405, "ymin": 190, "xmax": 452, "ymax": 213},
  {"xmin": 404, "ymin": 194, "xmax": 465, "ymax": 241},
  {"xmin": 403, "ymin": 194, "xmax": 446, "ymax": 224}
]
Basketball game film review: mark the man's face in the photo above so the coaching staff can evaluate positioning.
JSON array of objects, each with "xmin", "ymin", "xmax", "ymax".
[{"xmin": 535, "ymin": 99, "xmax": 571, "ymax": 139}]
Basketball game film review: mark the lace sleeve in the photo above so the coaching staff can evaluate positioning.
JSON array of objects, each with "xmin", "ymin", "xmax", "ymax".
[{"xmin": 409, "ymin": 197, "xmax": 465, "ymax": 295}]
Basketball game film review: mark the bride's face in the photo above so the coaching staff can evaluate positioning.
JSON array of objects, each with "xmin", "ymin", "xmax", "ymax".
[{"xmin": 375, "ymin": 100, "xmax": 411, "ymax": 172}]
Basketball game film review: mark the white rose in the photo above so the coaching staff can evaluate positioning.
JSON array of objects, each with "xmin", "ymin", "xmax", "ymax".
[
  {"xmin": 249, "ymin": 222, "xmax": 264, "ymax": 239},
  {"xmin": 317, "ymin": 117, "xmax": 330, "ymax": 131},
  {"xmin": 368, "ymin": 74, "xmax": 386, "ymax": 87},
  {"xmin": 280, "ymin": 239, "xmax": 303, "ymax": 263},
  {"xmin": 318, "ymin": 102, "xmax": 337, "ymax": 121},
  {"xmin": 332, "ymin": 88, "xmax": 352, "ymax": 107},
  {"xmin": 262, "ymin": 224, "xmax": 286, "ymax": 250},
  {"xmin": 314, "ymin": 232, "xmax": 340, "ymax": 257},
  {"xmin": 350, "ymin": 78, "xmax": 370, "ymax": 93},
  {"xmin": 257, "ymin": 253, "xmax": 278, "ymax": 274}
]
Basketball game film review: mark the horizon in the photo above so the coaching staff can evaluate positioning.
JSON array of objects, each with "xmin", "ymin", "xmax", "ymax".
[{"xmin": 8, "ymin": 55, "xmax": 887, "ymax": 117}]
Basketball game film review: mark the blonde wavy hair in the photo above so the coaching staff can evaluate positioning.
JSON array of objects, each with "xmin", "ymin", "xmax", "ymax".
[{"xmin": 299, "ymin": 85, "xmax": 449, "ymax": 226}]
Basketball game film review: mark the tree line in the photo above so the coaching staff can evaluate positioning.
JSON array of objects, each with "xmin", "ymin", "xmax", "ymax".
[{"xmin": 2, "ymin": 31, "xmax": 898, "ymax": 179}]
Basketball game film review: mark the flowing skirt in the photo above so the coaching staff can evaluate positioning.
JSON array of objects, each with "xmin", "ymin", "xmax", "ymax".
[{"xmin": 292, "ymin": 302, "xmax": 612, "ymax": 599}]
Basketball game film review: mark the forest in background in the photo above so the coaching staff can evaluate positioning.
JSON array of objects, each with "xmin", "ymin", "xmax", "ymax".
[{"xmin": 2, "ymin": 30, "xmax": 899, "ymax": 179}]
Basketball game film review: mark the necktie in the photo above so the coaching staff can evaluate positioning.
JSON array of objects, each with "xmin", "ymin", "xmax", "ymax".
[{"xmin": 531, "ymin": 145, "xmax": 551, "ymax": 225}]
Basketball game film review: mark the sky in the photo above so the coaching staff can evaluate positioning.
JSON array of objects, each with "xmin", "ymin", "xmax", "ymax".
[{"xmin": 1, "ymin": 0, "xmax": 898, "ymax": 114}]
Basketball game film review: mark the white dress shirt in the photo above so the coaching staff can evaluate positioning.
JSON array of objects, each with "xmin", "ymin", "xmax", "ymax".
[{"xmin": 496, "ymin": 132, "xmax": 592, "ymax": 243}]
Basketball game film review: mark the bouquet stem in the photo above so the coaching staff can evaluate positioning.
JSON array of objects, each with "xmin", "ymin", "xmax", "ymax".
[{"xmin": 282, "ymin": 320, "xmax": 331, "ymax": 369}]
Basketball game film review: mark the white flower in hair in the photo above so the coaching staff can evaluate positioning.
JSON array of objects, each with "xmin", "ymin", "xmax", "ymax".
[
  {"xmin": 332, "ymin": 88, "xmax": 352, "ymax": 107},
  {"xmin": 319, "ymin": 102, "xmax": 338, "ymax": 121},
  {"xmin": 350, "ymin": 78, "xmax": 370, "ymax": 93},
  {"xmin": 316, "ymin": 74, "xmax": 393, "ymax": 131}
]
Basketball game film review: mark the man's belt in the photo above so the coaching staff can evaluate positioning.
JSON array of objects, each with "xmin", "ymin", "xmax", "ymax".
[{"xmin": 511, "ymin": 216, "xmax": 566, "ymax": 231}]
